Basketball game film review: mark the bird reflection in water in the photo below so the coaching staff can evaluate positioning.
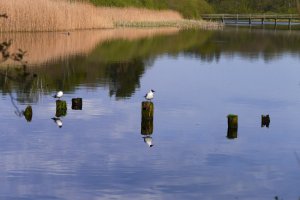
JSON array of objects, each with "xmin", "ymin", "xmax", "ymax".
[
  {"xmin": 52, "ymin": 117, "xmax": 63, "ymax": 128},
  {"xmin": 143, "ymin": 136, "xmax": 154, "ymax": 147}
]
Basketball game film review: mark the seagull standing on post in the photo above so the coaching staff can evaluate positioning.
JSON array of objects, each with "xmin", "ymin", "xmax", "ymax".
[
  {"xmin": 53, "ymin": 91, "xmax": 63, "ymax": 99},
  {"xmin": 144, "ymin": 89, "xmax": 155, "ymax": 101}
]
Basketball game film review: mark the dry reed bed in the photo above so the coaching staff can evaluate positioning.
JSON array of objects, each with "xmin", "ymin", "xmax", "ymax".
[
  {"xmin": 0, "ymin": 0, "xmax": 184, "ymax": 32},
  {"xmin": 0, "ymin": 0, "xmax": 113, "ymax": 31},
  {"xmin": 0, "ymin": 28, "xmax": 179, "ymax": 66},
  {"xmin": 99, "ymin": 7, "xmax": 182, "ymax": 23}
]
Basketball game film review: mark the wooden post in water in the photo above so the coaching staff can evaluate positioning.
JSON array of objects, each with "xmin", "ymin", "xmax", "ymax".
[
  {"xmin": 141, "ymin": 101, "xmax": 154, "ymax": 135},
  {"xmin": 227, "ymin": 114, "xmax": 238, "ymax": 129},
  {"xmin": 227, "ymin": 114, "xmax": 238, "ymax": 139},
  {"xmin": 23, "ymin": 105, "xmax": 32, "ymax": 122},
  {"xmin": 56, "ymin": 100, "xmax": 67, "ymax": 117},
  {"xmin": 72, "ymin": 98, "xmax": 82, "ymax": 110},
  {"xmin": 261, "ymin": 115, "xmax": 270, "ymax": 128},
  {"xmin": 288, "ymin": 18, "xmax": 292, "ymax": 29},
  {"xmin": 227, "ymin": 128, "xmax": 238, "ymax": 139}
]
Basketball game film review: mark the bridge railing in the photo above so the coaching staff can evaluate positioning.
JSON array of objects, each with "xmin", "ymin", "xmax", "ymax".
[{"xmin": 201, "ymin": 14, "xmax": 300, "ymax": 19}]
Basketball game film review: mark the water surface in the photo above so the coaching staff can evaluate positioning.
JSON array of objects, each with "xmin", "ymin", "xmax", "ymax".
[{"xmin": 1, "ymin": 27, "xmax": 300, "ymax": 200}]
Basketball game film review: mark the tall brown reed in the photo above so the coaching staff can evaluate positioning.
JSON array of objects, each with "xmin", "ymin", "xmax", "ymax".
[{"xmin": 0, "ymin": 0, "xmax": 183, "ymax": 32}]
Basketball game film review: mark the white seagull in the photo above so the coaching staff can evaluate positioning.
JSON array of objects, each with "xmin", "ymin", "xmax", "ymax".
[
  {"xmin": 53, "ymin": 91, "xmax": 63, "ymax": 99},
  {"xmin": 143, "ymin": 136, "xmax": 154, "ymax": 147},
  {"xmin": 144, "ymin": 89, "xmax": 155, "ymax": 101},
  {"xmin": 52, "ymin": 117, "xmax": 63, "ymax": 128}
]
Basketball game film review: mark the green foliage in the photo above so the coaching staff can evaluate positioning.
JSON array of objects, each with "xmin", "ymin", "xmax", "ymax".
[
  {"xmin": 89, "ymin": 0, "xmax": 213, "ymax": 18},
  {"xmin": 207, "ymin": 0, "xmax": 299, "ymax": 13}
]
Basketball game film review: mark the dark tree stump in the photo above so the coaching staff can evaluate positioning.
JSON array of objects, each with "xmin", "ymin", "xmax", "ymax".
[{"xmin": 72, "ymin": 98, "xmax": 82, "ymax": 110}]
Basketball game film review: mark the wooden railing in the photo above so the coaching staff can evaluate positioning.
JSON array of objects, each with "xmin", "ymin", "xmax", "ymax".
[
  {"xmin": 201, "ymin": 14, "xmax": 300, "ymax": 19},
  {"xmin": 200, "ymin": 14, "xmax": 300, "ymax": 26}
]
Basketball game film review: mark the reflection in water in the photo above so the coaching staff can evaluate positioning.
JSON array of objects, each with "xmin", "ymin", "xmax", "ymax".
[
  {"xmin": 141, "ymin": 101, "xmax": 154, "ymax": 147},
  {"xmin": 143, "ymin": 136, "xmax": 154, "ymax": 148},
  {"xmin": 227, "ymin": 128, "xmax": 238, "ymax": 139},
  {"xmin": 261, "ymin": 115, "xmax": 271, "ymax": 128},
  {"xmin": 51, "ymin": 117, "xmax": 63, "ymax": 128},
  {"xmin": 1, "ymin": 28, "xmax": 300, "ymax": 199},
  {"xmin": 2, "ymin": 28, "xmax": 300, "ymax": 103},
  {"xmin": 23, "ymin": 105, "xmax": 32, "ymax": 122},
  {"xmin": 0, "ymin": 28, "xmax": 179, "ymax": 66}
]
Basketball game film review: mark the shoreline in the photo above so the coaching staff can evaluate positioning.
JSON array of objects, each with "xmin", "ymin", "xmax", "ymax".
[{"xmin": 0, "ymin": 0, "xmax": 222, "ymax": 32}]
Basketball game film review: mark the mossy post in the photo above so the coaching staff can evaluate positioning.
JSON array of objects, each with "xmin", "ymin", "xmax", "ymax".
[
  {"xmin": 261, "ymin": 115, "xmax": 270, "ymax": 128},
  {"xmin": 227, "ymin": 114, "xmax": 238, "ymax": 139},
  {"xmin": 72, "ymin": 98, "xmax": 82, "ymax": 110},
  {"xmin": 56, "ymin": 100, "xmax": 67, "ymax": 117},
  {"xmin": 23, "ymin": 105, "xmax": 32, "ymax": 122},
  {"xmin": 227, "ymin": 114, "xmax": 238, "ymax": 129},
  {"xmin": 227, "ymin": 128, "xmax": 238, "ymax": 139},
  {"xmin": 141, "ymin": 101, "xmax": 154, "ymax": 135}
]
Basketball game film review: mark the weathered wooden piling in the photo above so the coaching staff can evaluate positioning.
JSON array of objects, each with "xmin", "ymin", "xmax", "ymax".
[
  {"xmin": 141, "ymin": 101, "xmax": 154, "ymax": 135},
  {"xmin": 261, "ymin": 115, "xmax": 270, "ymax": 128},
  {"xmin": 56, "ymin": 100, "xmax": 67, "ymax": 117},
  {"xmin": 23, "ymin": 105, "xmax": 32, "ymax": 122},
  {"xmin": 141, "ymin": 118, "xmax": 153, "ymax": 135},
  {"xmin": 227, "ymin": 114, "xmax": 238, "ymax": 139},
  {"xmin": 227, "ymin": 128, "xmax": 238, "ymax": 139},
  {"xmin": 72, "ymin": 98, "xmax": 82, "ymax": 110},
  {"xmin": 141, "ymin": 101, "xmax": 154, "ymax": 120},
  {"xmin": 227, "ymin": 114, "xmax": 238, "ymax": 129}
]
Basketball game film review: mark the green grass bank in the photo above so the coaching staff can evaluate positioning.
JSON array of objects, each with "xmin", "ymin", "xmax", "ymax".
[{"xmin": 89, "ymin": 0, "xmax": 214, "ymax": 18}]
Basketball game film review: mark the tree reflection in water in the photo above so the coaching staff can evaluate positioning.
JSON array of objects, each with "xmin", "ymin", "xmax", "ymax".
[{"xmin": 1, "ymin": 27, "xmax": 300, "ymax": 104}]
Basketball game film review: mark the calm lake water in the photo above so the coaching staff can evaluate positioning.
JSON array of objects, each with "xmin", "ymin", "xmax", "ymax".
[{"xmin": 1, "ymin": 27, "xmax": 300, "ymax": 200}]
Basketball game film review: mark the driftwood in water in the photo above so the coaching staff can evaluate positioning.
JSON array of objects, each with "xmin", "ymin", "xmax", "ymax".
[
  {"xmin": 23, "ymin": 105, "xmax": 32, "ymax": 122},
  {"xmin": 72, "ymin": 98, "xmax": 82, "ymax": 110},
  {"xmin": 141, "ymin": 101, "xmax": 154, "ymax": 135},
  {"xmin": 261, "ymin": 115, "xmax": 270, "ymax": 128},
  {"xmin": 56, "ymin": 100, "xmax": 67, "ymax": 117}
]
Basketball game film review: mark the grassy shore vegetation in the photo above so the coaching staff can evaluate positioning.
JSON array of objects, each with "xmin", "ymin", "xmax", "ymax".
[
  {"xmin": 89, "ymin": 0, "xmax": 214, "ymax": 18},
  {"xmin": 0, "ymin": 0, "xmax": 220, "ymax": 32}
]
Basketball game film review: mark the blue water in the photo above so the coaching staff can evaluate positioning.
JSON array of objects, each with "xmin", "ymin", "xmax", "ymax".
[{"xmin": 1, "ymin": 28, "xmax": 300, "ymax": 199}]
